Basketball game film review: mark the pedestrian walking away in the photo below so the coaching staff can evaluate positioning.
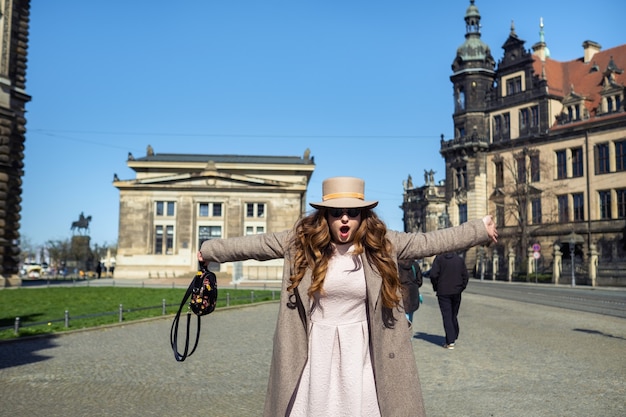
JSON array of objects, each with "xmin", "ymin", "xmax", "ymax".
[
  {"xmin": 430, "ymin": 251, "xmax": 469, "ymax": 350},
  {"xmin": 198, "ymin": 176, "xmax": 498, "ymax": 417},
  {"xmin": 398, "ymin": 259, "xmax": 422, "ymax": 324}
]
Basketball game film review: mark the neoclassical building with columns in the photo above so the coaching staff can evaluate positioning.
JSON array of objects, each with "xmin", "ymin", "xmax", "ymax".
[{"xmin": 113, "ymin": 146, "xmax": 315, "ymax": 280}]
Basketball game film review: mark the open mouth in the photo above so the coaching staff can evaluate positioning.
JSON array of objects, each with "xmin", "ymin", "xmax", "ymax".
[{"xmin": 339, "ymin": 226, "xmax": 350, "ymax": 238}]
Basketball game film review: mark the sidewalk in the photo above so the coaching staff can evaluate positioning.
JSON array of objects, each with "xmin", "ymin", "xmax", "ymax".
[{"xmin": 1, "ymin": 285, "xmax": 624, "ymax": 417}]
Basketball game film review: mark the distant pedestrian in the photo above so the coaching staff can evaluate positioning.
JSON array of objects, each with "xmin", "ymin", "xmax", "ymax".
[
  {"xmin": 96, "ymin": 262, "xmax": 102, "ymax": 279},
  {"xmin": 430, "ymin": 252, "xmax": 469, "ymax": 349},
  {"xmin": 398, "ymin": 259, "xmax": 422, "ymax": 323}
]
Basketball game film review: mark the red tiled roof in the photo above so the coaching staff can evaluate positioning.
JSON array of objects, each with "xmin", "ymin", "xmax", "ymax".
[{"xmin": 532, "ymin": 43, "xmax": 626, "ymax": 121}]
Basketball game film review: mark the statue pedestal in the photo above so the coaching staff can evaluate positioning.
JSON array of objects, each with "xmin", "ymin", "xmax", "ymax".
[{"xmin": 71, "ymin": 235, "xmax": 92, "ymax": 273}]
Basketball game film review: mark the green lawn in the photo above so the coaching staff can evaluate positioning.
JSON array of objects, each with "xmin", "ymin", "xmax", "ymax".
[{"xmin": 0, "ymin": 286, "xmax": 278, "ymax": 340}]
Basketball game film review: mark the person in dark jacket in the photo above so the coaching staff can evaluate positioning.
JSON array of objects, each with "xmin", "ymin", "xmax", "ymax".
[
  {"xmin": 430, "ymin": 252, "xmax": 469, "ymax": 349},
  {"xmin": 398, "ymin": 259, "xmax": 422, "ymax": 323}
]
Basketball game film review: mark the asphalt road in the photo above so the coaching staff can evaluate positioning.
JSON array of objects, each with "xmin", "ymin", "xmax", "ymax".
[
  {"xmin": 1, "ymin": 284, "xmax": 624, "ymax": 417},
  {"xmin": 464, "ymin": 279, "xmax": 626, "ymax": 318}
]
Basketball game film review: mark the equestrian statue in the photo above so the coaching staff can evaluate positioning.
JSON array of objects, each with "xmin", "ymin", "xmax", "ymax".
[{"xmin": 70, "ymin": 212, "xmax": 92, "ymax": 235}]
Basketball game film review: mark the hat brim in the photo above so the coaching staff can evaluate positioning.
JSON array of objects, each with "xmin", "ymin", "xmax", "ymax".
[{"xmin": 310, "ymin": 198, "xmax": 378, "ymax": 210}]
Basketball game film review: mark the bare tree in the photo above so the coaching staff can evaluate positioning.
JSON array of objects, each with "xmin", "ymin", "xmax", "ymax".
[{"xmin": 491, "ymin": 147, "xmax": 556, "ymax": 272}]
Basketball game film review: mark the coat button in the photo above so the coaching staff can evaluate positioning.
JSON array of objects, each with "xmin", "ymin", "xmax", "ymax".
[{"xmin": 388, "ymin": 353, "xmax": 395, "ymax": 359}]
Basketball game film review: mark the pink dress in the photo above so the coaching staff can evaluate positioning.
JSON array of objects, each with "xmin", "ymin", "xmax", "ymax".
[{"xmin": 290, "ymin": 246, "xmax": 381, "ymax": 417}]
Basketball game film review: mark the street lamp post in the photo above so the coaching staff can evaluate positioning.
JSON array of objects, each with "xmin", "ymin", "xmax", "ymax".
[{"xmin": 569, "ymin": 236, "xmax": 576, "ymax": 287}]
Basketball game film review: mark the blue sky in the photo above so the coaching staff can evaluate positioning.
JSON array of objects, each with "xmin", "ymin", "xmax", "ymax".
[{"xmin": 22, "ymin": 0, "xmax": 624, "ymax": 248}]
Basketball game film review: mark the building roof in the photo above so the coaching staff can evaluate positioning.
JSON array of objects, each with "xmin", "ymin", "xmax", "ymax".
[
  {"xmin": 133, "ymin": 153, "xmax": 314, "ymax": 165},
  {"xmin": 533, "ymin": 43, "xmax": 626, "ymax": 120}
]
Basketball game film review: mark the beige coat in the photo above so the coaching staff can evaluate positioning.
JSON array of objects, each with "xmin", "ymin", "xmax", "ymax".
[{"xmin": 200, "ymin": 218, "xmax": 490, "ymax": 417}]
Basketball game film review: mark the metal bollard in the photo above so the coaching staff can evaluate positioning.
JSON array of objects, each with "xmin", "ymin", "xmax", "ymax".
[
  {"xmin": 119, "ymin": 304, "xmax": 123, "ymax": 322},
  {"xmin": 251, "ymin": 291, "xmax": 255, "ymax": 303},
  {"xmin": 65, "ymin": 310, "xmax": 70, "ymax": 328},
  {"xmin": 14, "ymin": 317, "xmax": 20, "ymax": 335},
  {"xmin": 162, "ymin": 299, "xmax": 166, "ymax": 315}
]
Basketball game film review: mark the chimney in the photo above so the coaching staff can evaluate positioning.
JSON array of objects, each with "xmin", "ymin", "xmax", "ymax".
[{"xmin": 583, "ymin": 40, "xmax": 601, "ymax": 63}]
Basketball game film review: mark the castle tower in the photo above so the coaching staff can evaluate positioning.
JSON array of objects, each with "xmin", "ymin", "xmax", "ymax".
[{"xmin": 441, "ymin": 0, "xmax": 493, "ymax": 228}]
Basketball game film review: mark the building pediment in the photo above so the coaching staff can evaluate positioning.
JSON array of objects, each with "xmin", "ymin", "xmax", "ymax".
[{"xmin": 115, "ymin": 171, "xmax": 298, "ymax": 190}]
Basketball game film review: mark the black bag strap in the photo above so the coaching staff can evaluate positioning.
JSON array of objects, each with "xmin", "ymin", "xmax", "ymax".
[{"xmin": 170, "ymin": 265, "xmax": 205, "ymax": 362}]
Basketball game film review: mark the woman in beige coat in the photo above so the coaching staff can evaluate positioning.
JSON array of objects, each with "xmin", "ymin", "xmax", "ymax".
[{"xmin": 199, "ymin": 176, "xmax": 497, "ymax": 417}]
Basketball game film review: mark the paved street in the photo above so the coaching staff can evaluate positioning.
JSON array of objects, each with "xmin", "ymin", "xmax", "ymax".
[{"xmin": 1, "ymin": 285, "xmax": 624, "ymax": 417}]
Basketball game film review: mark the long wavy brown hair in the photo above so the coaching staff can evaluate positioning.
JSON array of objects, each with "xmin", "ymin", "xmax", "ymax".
[{"xmin": 287, "ymin": 208, "xmax": 401, "ymax": 310}]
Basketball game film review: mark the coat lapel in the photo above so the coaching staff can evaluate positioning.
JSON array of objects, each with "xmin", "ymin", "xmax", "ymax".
[
  {"xmin": 299, "ymin": 270, "xmax": 312, "ymax": 321},
  {"xmin": 362, "ymin": 253, "xmax": 382, "ymax": 313}
]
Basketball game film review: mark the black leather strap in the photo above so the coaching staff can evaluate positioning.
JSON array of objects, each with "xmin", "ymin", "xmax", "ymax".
[{"xmin": 170, "ymin": 279, "xmax": 202, "ymax": 362}]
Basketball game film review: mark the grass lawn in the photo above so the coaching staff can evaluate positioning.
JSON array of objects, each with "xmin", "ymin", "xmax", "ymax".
[{"xmin": 0, "ymin": 286, "xmax": 278, "ymax": 340}]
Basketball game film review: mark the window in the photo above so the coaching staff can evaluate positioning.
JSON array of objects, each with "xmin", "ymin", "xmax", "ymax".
[
  {"xmin": 530, "ymin": 106, "xmax": 539, "ymax": 127},
  {"xmin": 520, "ymin": 108, "xmax": 529, "ymax": 130},
  {"xmin": 493, "ymin": 114, "xmax": 510, "ymax": 140},
  {"xmin": 599, "ymin": 190, "xmax": 612, "ymax": 219},
  {"xmin": 530, "ymin": 154, "xmax": 540, "ymax": 182},
  {"xmin": 503, "ymin": 113, "xmax": 510, "ymax": 132},
  {"xmin": 616, "ymin": 140, "xmax": 626, "ymax": 172},
  {"xmin": 493, "ymin": 116, "xmax": 502, "ymax": 136},
  {"xmin": 557, "ymin": 195, "xmax": 569, "ymax": 223},
  {"xmin": 198, "ymin": 225, "xmax": 222, "ymax": 249},
  {"xmin": 458, "ymin": 204, "xmax": 467, "ymax": 224},
  {"xmin": 156, "ymin": 201, "xmax": 175, "ymax": 216},
  {"xmin": 596, "ymin": 143, "xmax": 610, "ymax": 174},
  {"xmin": 155, "ymin": 225, "xmax": 174, "ymax": 255},
  {"xmin": 531, "ymin": 198, "xmax": 542, "ymax": 224},
  {"xmin": 573, "ymin": 193, "xmax": 584, "ymax": 221},
  {"xmin": 199, "ymin": 202, "xmax": 223, "ymax": 217},
  {"xmin": 246, "ymin": 203, "xmax": 266, "ymax": 218},
  {"xmin": 506, "ymin": 76, "xmax": 522, "ymax": 95},
  {"xmin": 567, "ymin": 105, "xmax": 580, "ymax": 121},
  {"xmin": 571, "ymin": 147, "xmax": 584, "ymax": 177},
  {"xmin": 617, "ymin": 189, "xmax": 626, "ymax": 218},
  {"xmin": 556, "ymin": 150, "xmax": 567, "ymax": 179},
  {"xmin": 495, "ymin": 161, "xmax": 504, "ymax": 188},
  {"xmin": 607, "ymin": 97, "xmax": 614, "ymax": 113},
  {"xmin": 245, "ymin": 225, "xmax": 265, "ymax": 235},
  {"xmin": 456, "ymin": 88, "xmax": 465, "ymax": 111}
]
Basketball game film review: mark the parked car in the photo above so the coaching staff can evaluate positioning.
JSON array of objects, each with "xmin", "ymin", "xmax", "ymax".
[{"xmin": 20, "ymin": 263, "xmax": 44, "ymax": 279}]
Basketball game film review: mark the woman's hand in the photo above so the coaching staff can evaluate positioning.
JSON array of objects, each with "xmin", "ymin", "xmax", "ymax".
[
  {"xmin": 197, "ymin": 251, "xmax": 208, "ymax": 268},
  {"xmin": 482, "ymin": 215, "xmax": 498, "ymax": 243}
]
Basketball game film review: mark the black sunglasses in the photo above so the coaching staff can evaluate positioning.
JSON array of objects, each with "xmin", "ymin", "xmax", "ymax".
[{"xmin": 328, "ymin": 208, "xmax": 361, "ymax": 218}]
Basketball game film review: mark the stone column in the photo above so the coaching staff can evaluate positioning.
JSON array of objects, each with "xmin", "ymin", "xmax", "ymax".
[
  {"xmin": 508, "ymin": 247, "xmax": 515, "ymax": 282},
  {"xmin": 492, "ymin": 251, "xmax": 499, "ymax": 280},
  {"xmin": 588, "ymin": 243, "xmax": 598, "ymax": 287},
  {"xmin": 553, "ymin": 244, "xmax": 562, "ymax": 285},
  {"xmin": 527, "ymin": 246, "xmax": 534, "ymax": 275}
]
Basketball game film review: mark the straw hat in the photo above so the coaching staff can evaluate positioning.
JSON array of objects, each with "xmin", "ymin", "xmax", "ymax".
[{"xmin": 310, "ymin": 176, "xmax": 378, "ymax": 209}]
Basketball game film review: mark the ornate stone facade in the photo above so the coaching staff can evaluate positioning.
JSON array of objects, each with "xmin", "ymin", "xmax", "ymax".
[
  {"xmin": 113, "ymin": 146, "xmax": 315, "ymax": 280},
  {"xmin": 0, "ymin": 1, "xmax": 31, "ymax": 287},
  {"xmin": 405, "ymin": 1, "xmax": 626, "ymax": 286}
]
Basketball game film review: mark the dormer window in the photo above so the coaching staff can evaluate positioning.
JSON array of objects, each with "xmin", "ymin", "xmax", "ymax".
[{"xmin": 506, "ymin": 76, "xmax": 522, "ymax": 95}]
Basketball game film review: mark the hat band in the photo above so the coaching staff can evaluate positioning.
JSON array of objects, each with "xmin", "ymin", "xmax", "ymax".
[{"xmin": 323, "ymin": 192, "xmax": 364, "ymax": 201}]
